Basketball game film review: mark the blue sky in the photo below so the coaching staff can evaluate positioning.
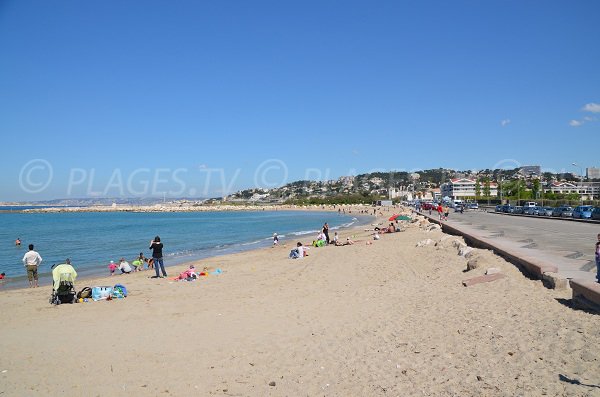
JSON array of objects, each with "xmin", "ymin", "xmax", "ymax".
[{"xmin": 1, "ymin": 0, "xmax": 598, "ymax": 201}]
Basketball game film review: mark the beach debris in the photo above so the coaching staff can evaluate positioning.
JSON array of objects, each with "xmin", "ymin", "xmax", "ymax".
[
  {"xmin": 268, "ymin": 381, "xmax": 276, "ymax": 387},
  {"xmin": 462, "ymin": 273, "xmax": 506, "ymax": 287},
  {"xmin": 1, "ymin": 370, "xmax": 7, "ymax": 373},
  {"xmin": 416, "ymin": 239, "xmax": 433, "ymax": 247},
  {"xmin": 485, "ymin": 267, "xmax": 501, "ymax": 275}
]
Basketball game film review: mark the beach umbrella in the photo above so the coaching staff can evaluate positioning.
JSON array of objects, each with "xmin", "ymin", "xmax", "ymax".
[{"xmin": 389, "ymin": 214, "xmax": 399, "ymax": 221}]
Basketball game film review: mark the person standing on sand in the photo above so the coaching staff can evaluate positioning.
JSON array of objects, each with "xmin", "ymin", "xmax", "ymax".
[
  {"xmin": 443, "ymin": 205, "xmax": 450, "ymax": 221},
  {"xmin": 22, "ymin": 244, "xmax": 42, "ymax": 288},
  {"xmin": 595, "ymin": 233, "xmax": 600, "ymax": 283},
  {"xmin": 150, "ymin": 236, "xmax": 167, "ymax": 278},
  {"xmin": 437, "ymin": 204, "xmax": 443, "ymax": 221},
  {"xmin": 322, "ymin": 222, "xmax": 330, "ymax": 245}
]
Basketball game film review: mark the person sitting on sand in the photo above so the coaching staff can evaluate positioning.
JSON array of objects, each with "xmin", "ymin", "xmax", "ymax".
[
  {"xmin": 333, "ymin": 232, "xmax": 339, "ymax": 245},
  {"xmin": 387, "ymin": 223, "xmax": 396, "ymax": 233},
  {"xmin": 118, "ymin": 258, "xmax": 132, "ymax": 274},
  {"xmin": 178, "ymin": 265, "xmax": 197, "ymax": 280},
  {"xmin": 289, "ymin": 242, "xmax": 304, "ymax": 259},
  {"xmin": 344, "ymin": 237, "xmax": 354, "ymax": 245},
  {"xmin": 108, "ymin": 260, "xmax": 118, "ymax": 276}
]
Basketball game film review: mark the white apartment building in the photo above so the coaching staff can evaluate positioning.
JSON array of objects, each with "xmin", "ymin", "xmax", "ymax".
[
  {"xmin": 587, "ymin": 167, "xmax": 600, "ymax": 180},
  {"xmin": 548, "ymin": 182, "xmax": 600, "ymax": 199},
  {"xmin": 441, "ymin": 178, "xmax": 498, "ymax": 199}
]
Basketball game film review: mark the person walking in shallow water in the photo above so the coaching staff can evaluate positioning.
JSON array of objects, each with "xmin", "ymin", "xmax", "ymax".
[{"xmin": 150, "ymin": 236, "xmax": 167, "ymax": 278}]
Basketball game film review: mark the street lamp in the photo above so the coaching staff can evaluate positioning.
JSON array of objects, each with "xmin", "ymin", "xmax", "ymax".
[
  {"xmin": 572, "ymin": 162, "xmax": 584, "ymax": 181},
  {"xmin": 571, "ymin": 162, "xmax": 585, "ymax": 204}
]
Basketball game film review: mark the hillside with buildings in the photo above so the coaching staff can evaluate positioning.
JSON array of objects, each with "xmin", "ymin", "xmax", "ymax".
[{"xmin": 222, "ymin": 166, "xmax": 600, "ymax": 204}]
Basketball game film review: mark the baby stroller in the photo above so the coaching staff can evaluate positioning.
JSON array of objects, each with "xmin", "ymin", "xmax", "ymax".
[{"xmin": 49, "ymin": 262, "xmax": 78, "ymax": 305}]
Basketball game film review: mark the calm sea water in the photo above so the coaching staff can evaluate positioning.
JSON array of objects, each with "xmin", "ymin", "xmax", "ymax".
[{"xmin": 0, "ymin": 210, "xmax": 370, "ymax": 288}]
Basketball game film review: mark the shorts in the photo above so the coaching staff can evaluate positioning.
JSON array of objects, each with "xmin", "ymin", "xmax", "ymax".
[
  {"xmin": 444, "ymin": 212, "xmax": 449, "ymax": 217},
  {"xmin": 26, "ymin": 265, "xmax": 38, "ymax": 281}
]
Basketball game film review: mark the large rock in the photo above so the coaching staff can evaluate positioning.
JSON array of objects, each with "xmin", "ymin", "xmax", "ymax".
[
  {"xmin": 458, "ymin": 246, "xmax": 474, "ymax": 257},
  {"xmin": 466, "ymin": 256, "xmax": 482, "ymax": 270},
  {"xmin": 416, "ymin": 239, "xmax": 434, "ymax": 247},
  {"xmin": 425, "ymin": 223, "xmax": 442, "ymax": 232}
]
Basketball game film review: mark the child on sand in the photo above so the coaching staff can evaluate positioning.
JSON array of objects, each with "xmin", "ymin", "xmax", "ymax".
[
  {"xmin": 146, "ymin": 257, "xmax": 154, "ymax": 270},
  {"xmin": 131, "ymin": 258, "xmax": 143, "ymax": 272},
  {"xmin": 108, "ymin": 260, "xmax": 118, "ymax": 276},
  {"xmin": 273, "ymin": 233, "xmax": 279, "ymax": 246}
]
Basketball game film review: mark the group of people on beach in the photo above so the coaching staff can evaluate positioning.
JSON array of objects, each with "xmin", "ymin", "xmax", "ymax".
[
  {"xmin": 287, "ymin": 222, "xmax": 361, "ymax": 259},
  {"xmin": 108, "ymin": 236, "xmax": 167, "ymax": 278},
  {"xmin": 8, "ymin": 235, "xmax": 168, "ymax": 287}
]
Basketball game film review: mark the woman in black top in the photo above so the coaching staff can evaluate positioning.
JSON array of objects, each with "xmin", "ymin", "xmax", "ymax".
[{"xmin": 150, "ymin": 236, "xmax": 167, "ymax": 278}]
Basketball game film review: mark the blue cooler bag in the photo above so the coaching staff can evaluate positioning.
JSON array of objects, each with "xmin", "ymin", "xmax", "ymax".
[{"xmin": 92, "ymin": 286, "xmax": 113, "ymax": 301}]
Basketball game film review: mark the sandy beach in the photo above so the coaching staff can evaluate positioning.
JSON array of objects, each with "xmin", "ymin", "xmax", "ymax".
[{"xmin": 1, "ymin": 209, "xmax": 599, "ymax": 396}]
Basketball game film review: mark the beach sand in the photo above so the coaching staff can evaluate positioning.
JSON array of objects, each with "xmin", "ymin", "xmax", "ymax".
[{"xmin": 1, "ymin": 210, "xmax": 599, "ymax": 396}]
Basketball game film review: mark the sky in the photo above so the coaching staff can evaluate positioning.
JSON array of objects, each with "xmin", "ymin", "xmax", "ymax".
[{"xmin": 0, "ymin": 0, "xmax": 599, "ymax": 201}]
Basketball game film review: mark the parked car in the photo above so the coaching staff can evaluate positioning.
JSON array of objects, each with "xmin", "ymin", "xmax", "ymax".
[
  {"xmin": 495, "ymin": 205, "xmax": 503, "ymax": 212},
  {"xmin": 532, "ymin": 206, "xmax": 543, "ymax": 216},
  {"xmin": 513, "ymin": 206, "xmax": 524, "ymax": 214},
  {"xmin": 592, "ymin": 207, "xmax": 600, "ymax": 220},
  {"xmin": 502, "ymin": 204, "xmax": 514, "ymax": 213},
  {"xmin": 524, "ymin": 206, "xmax": 540, "ymax": 215},
  {"xmin": 572, "ymin": 205, "xmax": 594, "ymax": 219},
  {"xmin": 538, "ymin": 207, "xmax": 554, "ymax": 216},
  {"xmin": 468, "ymin": 203, "xmax": 479, "ymax": 209},
  {"xmin": 552, "ymin": 206, "xmax": 574, "ymax": 217}
]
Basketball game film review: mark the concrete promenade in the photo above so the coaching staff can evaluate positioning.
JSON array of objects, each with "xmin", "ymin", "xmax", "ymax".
[
  {"xmin": 417, "ymin": 207, "xmax": 600, "ymax": 310},
  {"xmin": 418, "ymin": 208, "xmax": 598, "ymax": 282}
]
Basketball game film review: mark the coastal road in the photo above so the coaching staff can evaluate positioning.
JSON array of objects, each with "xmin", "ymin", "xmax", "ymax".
[{"xmin": 432, "ymin": 209, "xmax": 599, "ymax": 281}]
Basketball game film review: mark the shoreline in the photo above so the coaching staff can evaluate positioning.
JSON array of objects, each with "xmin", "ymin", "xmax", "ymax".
[
  {"xmin": 1, "ymin": 207, "xmax": 380, "ymax": 291},
  {"xmin": 5, "ymin": 203, "xmax": 368, "ymax": 214}
]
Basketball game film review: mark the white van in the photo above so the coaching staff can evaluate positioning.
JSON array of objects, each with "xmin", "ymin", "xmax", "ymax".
[
  {"xmin": 453, "ymin": 199, "xmax": 463, "ymax": 208},
  {"xmin": 523, "ymin": 202, "xmax": 538, "ymax": 208}
]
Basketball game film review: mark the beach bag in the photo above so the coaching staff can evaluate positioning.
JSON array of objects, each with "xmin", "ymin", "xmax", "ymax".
[
  {"xmin": 77, "ymin": 287, "xmax": 92, "ymax": 299},
  {"xmin": 91, "ymin": 286, "xmax": 113, "ymax": 301},
  {"xmin": 112, "ymin": 284, "xmax": 127, "ymax": 298}
]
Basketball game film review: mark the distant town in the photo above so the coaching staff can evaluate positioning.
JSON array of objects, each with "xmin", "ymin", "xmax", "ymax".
[
  {"xmin": 223, "ymin": 165, "xmax": 600, "ymax": 205},
  {"xmin": 3, "ymin": 166, "xmax": 600, "ymax": 208}
]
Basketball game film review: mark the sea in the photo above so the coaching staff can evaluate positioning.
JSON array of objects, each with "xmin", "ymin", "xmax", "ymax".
[{"xmin": 0, "ymin": 210, "xmax": 372, "ymax": 289}]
